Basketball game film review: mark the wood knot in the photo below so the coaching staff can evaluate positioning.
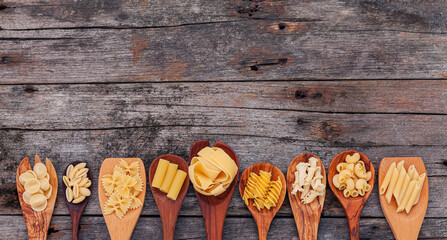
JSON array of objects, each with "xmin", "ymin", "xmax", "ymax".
[
  {"xmin": 23, "ymin": 86, "xmax": 38, "ymax": 93},
  {"xmin": 229, "ymin": 0, "xmax": 286, "ymax": 18},
  {"xmin": 316, "ymin": 121, "xmax": 343, "ymax": 140},
  {"xmin": 0, "ymin": 3, "xmax": 8, "ymax": 11},
  {"xmin": 1, "ymin": 56, "xmax": 11, "ymax": 64},
  {"xmin": 295, "ymin": 90, "xmax": 307, "ymax": 99}
]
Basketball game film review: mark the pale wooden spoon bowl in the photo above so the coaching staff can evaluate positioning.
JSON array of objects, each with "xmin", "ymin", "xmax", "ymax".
[
  {"xmin": 16, "ymin": 155, "xmax": 58, "ymax": 240},
  {"xmin": 379, "ymin": 157, "xmax": 429, "ymax": 240},
  {"xmin": 286, "ymin": 153, "xmax": 326, "ymax": 240},
  {"xmin": 328, "ymin": 150, "xmax": 375, "ymax": 240},
  {"xmin": 239, "ymin": 163, "xmax": 286, "ymax": 240},
  {"xmin": 98, "ymin": 158, "xmax": 146, "ymax": 240},
  {"xmin": 189, "ymin": 140, "xmax": 240, "ymax": 240},
  {"xmin": 149, "ymin": 154, "xmax": 190, "ymax": 240}
]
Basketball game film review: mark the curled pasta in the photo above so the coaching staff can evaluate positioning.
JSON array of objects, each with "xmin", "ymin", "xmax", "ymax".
[
  {"xmin": 343, "ymin": 189, "xmax": 351, "ymax": 198},
  {"xmin": 336, "ymin": 163, "xmax": 348, "ymax": 172},
  {"xmin": 345, "ymin": 178, "xmax": 355, "ymax": 190},
  {"xmin": 332, "ymin": 152, "xmax": 372, "ymax": 198},
  {"xmin": 345, "ymin": 153, "xmax": 360, "ymax": 164},
  {"xmin": 243, "ymin": 170, "xmax": 282, "ymax": 210}
]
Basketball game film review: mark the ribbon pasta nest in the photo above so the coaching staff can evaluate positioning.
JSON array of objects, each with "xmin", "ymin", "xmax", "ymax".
[
  {"xmin": 291, "ymin": 157, "xmax": 325, "ymax": 204},
  {"xmin": 18, "ymin": 157, "xmax": 52, "ymax": 212},
  {"xmin": 189, "ymin": 147, "xmax": 238, "ymax": 196},
  {"xmin": 242, "ymin": 170, "xmax": 282, "ymax": 210},
  {"xmin": 333, "ymin": 153, "xmax": 372, "ymax": 198},
  {"xmin": 63, "ymin": 163, "xmax": 92, "ymax": 204},
  {"xmin": 102, "ymin": 160, "xmax": 143, "ymax": 219}
]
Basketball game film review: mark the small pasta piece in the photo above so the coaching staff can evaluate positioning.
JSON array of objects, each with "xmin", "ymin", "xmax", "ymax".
[
  {"xmin": 405, "ymin": 182, "xmax": 421, "ymax": 213},
  {"xmin": 358, "ymin": 188, "xmax": 365, "ymax": 196},
  {"xmin": 73, "ymin": 195, "xmax": 86, "ymax": 204},
  {"xmin": 346, "ymin": 163, "xmax": 355, "ymax": 173},
  {"xmin": 396, "ymin": 160, "xmax": 405, "ymax": 172},
  {"xmin": 339, "ymin": 183, "xmax": 347, "ymax": 190},
  {"xmin": 33, "ymin": 163, "xmax": 47, "ymax": 179},
  {"xmin": 354, "ymin": 164, "xmax": 367, "ymax": 179},
  {"xmin": 407, "ymin": 165, "xmax": 416, "ymax": 180},
  {"xmin": 24, "ymin": 178, "xmax": 40, "ymax": 194},
  {"xmin": 79, "ymin": 187, "xmax": 91, "ymax": 197},
  {"xmin": 411, "ymin": 169, "xmax": 419, "ymax": 181},
  {"xmin": 345, "ymin": 178, "xmax": 355, "ymax": 190},
  {"xmin": 397, "ymin": 180, "xmax": 416, "ymax": 212},
  {"xmin": 397, "ymin": 174, "xmax": 411, "ymax": 205},
  {"xmin": 338, "ymin": 170, "xmax": 352, "ymax": 183},
  {"xmin": 23, "ymin": 192, "xmax": 32, "ymax": 205},
  {"xmin": 66, "ymin": 187, "xmax": 74, "ymax": 202},
  {"xmin": 392, "ymin": 167, "xmax": 407, "ymax": 200},
  {"xmin": 333, "ymin": 174, "xmax": 341, "ymax": 188},
  {"xmin": 345, "ymin": 153, "xmax": 360, "ymax": 164},
  {"xmin": 355, "ymin": 179, "xmax": 367, "ymax": 190},
  {"xmin": 380, "ymin": 162, "xmax": 396, "ymax": 195},
  {"xmin": 365, "ymin": 171, "xmax": 372, "ymax": 181},
  {"xmin": 414, "ymin": 173, "xmax": 425, "ymax": 204},
  {"xmin": 350, "ymin": 189, "xmax": 359, "ymax": 197},
  {"xmin": 363, "ymin": 184, "xmax": 371, "ymax": 192},
  {"xmin": 385, "ymin": 167, "xmax": 399, "ymax": 203},
  {"xmin": 343, "ymin": 189, "xmax": 351, "ymax": 198},
  {"xmin": 336, "ymin": 163, "xmax": 348, "ymax": 172}
]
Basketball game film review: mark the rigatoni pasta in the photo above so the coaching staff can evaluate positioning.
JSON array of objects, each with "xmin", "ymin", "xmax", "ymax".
[
  {"xmin": 291, "ymin": 157, "xmax": 325, "ymax": 204},
  {"xmin": 332, "ymin": 152, "xmax": 372, "ymax": 198}
]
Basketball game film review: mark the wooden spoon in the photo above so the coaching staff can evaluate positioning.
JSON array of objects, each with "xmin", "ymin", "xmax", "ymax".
[
  {"xmin": 16, "ymin": 155, "xmax": 58, "ymax": 240},
  {"xmin": 98, "ymin": 158, "xmax": 146, "ymax": 240},
  {"xmin": 379, "ymin": 157, "xmax": 429, "ymax": 240},
  {"xmin": 149, "ymin": 154, "xmax": 190, "ymax": 240},
  {"xmin": 239, "ymin": 163, "xmax": 286, "ymax": 240},
  {"xmin": 189, "ymin": 140, "xmax": 240, "ymax": 240},
  {"xmin": 62, "ymin": 161, "xmax": 93, "ymax": 240},
  {"xmin": 286, "ymin": 153, "xmax": 326, "ymax": 240},
  {"xmin": 327, "ymin": 150, "xmax": 375, "ymax": 240}
]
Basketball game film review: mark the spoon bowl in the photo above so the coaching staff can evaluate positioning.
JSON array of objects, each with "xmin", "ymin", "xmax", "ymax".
[
  {"xmin": 62, "ymin": 161, "xmax": 93, "ymax": 240},
  {"xmin": 149, "ymin": 154, "xmax": 190, "ymax": 240},
  {"xmin": 327, "ymin": 150, "xmax": 375, "ymax": 240},
  {"xmin": 379, "ymin": 157, "xmax": 428, "ymax": 240},
  {"xmin": 16, "ymin": 155, "xmax": 58, "ymax": 240},
  {"xmin": 189, "ymin": 140, "xmax": 239, "ymax": 240},
  {"xmin": 286, "ymin": 153, "xmax": 326, "ymax": 240},
  {"xmin": 239, "ymin": 163, "xmax": 286, "ymax": 240},
  {"xmin": 98, "ymin": 158, "xmax": 146, "ymax": 240}
]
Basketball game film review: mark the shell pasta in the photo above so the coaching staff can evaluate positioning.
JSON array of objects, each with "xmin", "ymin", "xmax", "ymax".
[{"xmin": 333, "ymin": 153, "xmax": 372, "ymax": 198}]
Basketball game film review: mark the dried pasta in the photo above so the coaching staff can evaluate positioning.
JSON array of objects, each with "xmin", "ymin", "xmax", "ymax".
[
  {"xmin": 63, "ymin": 162, "xmax": 92, "ymax": 204},
  {"xmin": 18, "ymin": 155, "xmax": 52, "ymax": 212},
  {"xmin": 152, "ymin": 159, "xmax": 188, "ymax": 201},
  {"xmin": 242, "ymin": 170, "xmax": 282, "ymax": 210},
  {"xmin": 291, "ymin": 157, "xmax": 325, "ymax": 204},
  {"xmin": 379, "ymin": 160, "xmax": 426, "ymax": 214},
  {"xmin": 333, "ymin": 152, "xmax": 372, "ymax": 198},
  {"xmin": 102, "ymin": 159, "xmax": 143, "ymax": 219}
]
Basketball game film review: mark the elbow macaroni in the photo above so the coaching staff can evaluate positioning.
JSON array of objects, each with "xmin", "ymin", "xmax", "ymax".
[{"xmin": 333, "ymin": 152, "xmax": 372, "ymax": 198}]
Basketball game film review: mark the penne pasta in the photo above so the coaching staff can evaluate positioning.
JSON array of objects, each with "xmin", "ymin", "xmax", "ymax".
[
  {"xmin": 393, "ymin": 167, "xmax": 407, "ymax": 201},
  {"xmin": 380, "ymin": 162, "xmax": 396, "ymax": 195},
  {"xmin": 397, "ymin": 180, "xmax": 416, "ymax": 212},
  {"xmin": 405, "ymin": 182, "xmax": 421, "ymax": 214},
  {"xmin": 414, "ymin": 173, "xmax": 426, "ymax": 204},
  {"xmin": 385, "ymin": 167, "xmax": 399, "ymax": 203},
  {"xmin": 397, "ymin": 174, "xmax": 411, "ymax": 205},
  {"xmin": 396, "ymin": 160, "xmax": 405, "ymax": 172}
]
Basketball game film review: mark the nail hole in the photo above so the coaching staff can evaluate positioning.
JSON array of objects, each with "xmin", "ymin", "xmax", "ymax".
[
  {"xmin": 278, "ymin": 23, "xmax": 287, "ymax": 30},
  {"xmin": 250, "ymin": 65, "xmax": 258, "ymax": 71},
  {"xmin": 23, "ymin": 86, "xmax": 38, "ymax": 93}
]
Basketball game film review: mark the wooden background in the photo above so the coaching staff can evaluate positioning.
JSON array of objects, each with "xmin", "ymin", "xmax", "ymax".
[{"xmin": 1, "ymin": 0, "xmax": 446, "ymax": 239}]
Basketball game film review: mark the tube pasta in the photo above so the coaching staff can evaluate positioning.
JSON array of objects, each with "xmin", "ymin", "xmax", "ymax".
[
  {"xmin": 333, "ymin": 152, "xmax": 372, "ymax": 198},
  {"xmin": 385, "ymin": 167, "xmax": 399, "ymax": 203},
  {"xmin": 291, "ymin": 156, "xmax": 325, "ymax": 204},
  {"xmin": 392, "ymin": 167, "xmax": 407, "ymax": 200},
  {"xmin": 380, "ymin": 162, "xmax": 396, "ymax": 195},
  {"xmin": 414, "ymin": 173, "xmax": 425, "ymax": 204}
]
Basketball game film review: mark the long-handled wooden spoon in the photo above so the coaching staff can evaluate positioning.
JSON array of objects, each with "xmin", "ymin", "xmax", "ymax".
[
  {"xmin": 286, "ymin": 153, "xmax": 326, "ymax": 240},
  {"xmin": 98, "ymin": 158, "xmax": 146, "ymax": 240},
  {"xmin": 62, "ymin": 161, "xmax": 93, "ymax": 240},
  {"xmin": 149, "ymin": 154, "xmax": 190, "ymax": 240},
  {"xmin": 239, "ymin": 163, "xmax": 286, "ymax": 240},
  {"xmin": 328, "ymin": 150, "xmax": 375, "ymax": 240},
  {"xmin": 379, "ymin": 157, "xmax": 429, "ymax": 240},
  {"xmin": 189, "ymin": 140, "xmax": 240, "ymax": 240},
  {"xmin": 16, "ymin": 155, "xmax": 58, "ymax": 240}
]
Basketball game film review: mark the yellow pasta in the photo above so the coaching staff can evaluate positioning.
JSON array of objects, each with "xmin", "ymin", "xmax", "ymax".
[
  {"xmin": 392, "ymin": 167, "xmax": 407, "ymax": 200},
  {"xmin": 414, "ymin": 173, "xmax": 425, "ymax": 204},
  {"xmin": 151, "ymin": 159, "xmax": 169, "ymax": 188},
  {"xmin": 397, "ymin": 160, "xmax": 405, "ymax": 172},
  {"xmin": 167, "ymin": 170, "xmax": 188, "ymax": 200},
  {"xmin": 397, "ymin": 180, "xmax": 417, "ymax": 212},
  {"xmin": 345, "ymin": 153, "xmax": 360, "ymax": 164},
  {"xmin": 345, "ymin": 178, "xmax": 355, "ymax": 190},
  {"xmin": 385, "ymin": 167, "xmax": 399, "ymax": 203},
  {"xmin": 243, "ymin": 170, "xmax": 282, "ymax": 210},
  {"xmin": 380, "ymin": 162, "xmax": 396, "ymax": 194},
  {"xmin": 405, "ymin": 182, "xmax": 421, "ymax": 213},
  {"xmin": 64, "ymin": 162, "xmax": 91, "ymax": 204},
  {"xmin": 160, "ymin": 163, "xmax": 178, "ymax": 193},
  {"xmin": 397, "ymin": 174, "xmax": 411, "ymax": 205},
  {"xmin": 333, "ymin": 152, "xmax": 372, "ymax": 198}
]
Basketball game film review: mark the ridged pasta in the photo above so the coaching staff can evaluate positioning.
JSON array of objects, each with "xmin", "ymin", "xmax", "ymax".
[
  {"xmin": 333, "ymin": 152, "xmax": 372, "ymax": 198},
  {"xmin": 243, "ymin": 170, "xmax": 282, "ymax": 210},
  {"xmin": 64, "ymin": 162, "xmax": 92, "ymax": 204}
]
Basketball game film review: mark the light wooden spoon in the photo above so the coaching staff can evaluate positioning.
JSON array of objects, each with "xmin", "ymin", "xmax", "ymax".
[
  {"xmin": 286, "ymin": 153, "xmax": 326, "ymax": 240},
  {"xmin": 379, "ymin": 157, "xmax": 429, "ymax": 240},
  {"xmin": 149, "ymin": 154, "xmax": 190, "ymax": 240},
  {"xmin": 328, "ymin": 150, "xmax": 375, "ymax": 240},
  {"xmin": 239, "ymin": 163, "xmax": 286, "ymax": 240},
  {"xmin": 98, "ymin": 158, "xmax": 146, "ymax": 240},
  {"xmin": 189, "ymin": 140, "xmax": 240, "ymax": 240},
  {"xmin": 16, "ymin": 155, "xmax": 58, "ymax": 240}
]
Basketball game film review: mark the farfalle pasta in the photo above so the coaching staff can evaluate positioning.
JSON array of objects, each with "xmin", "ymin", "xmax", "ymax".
[
  {"xmin": 242, "ymin": 170, "xmax": 282, "ymax": 210},
  {"xmin": 18, "ymin": 157, "xmax": 52, "ymax": 212},
  {"xmin": 291, "ymin": 157, "xmax": 325, "ymax": 204},
  {"xmin": 63, "ymin": 163, "xmax": 92, "ymax": 204},
  {"xmin": 102, "ymin": 160, "xmax": 143, "ymax": 219},
  {"xmin": 333, "ymin": 153, "xmax": 372, "ymax": 198}
]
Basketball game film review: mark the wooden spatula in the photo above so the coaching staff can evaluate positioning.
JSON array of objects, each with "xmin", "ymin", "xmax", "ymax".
[
  {"xmin": 239, "ymin": 163, "xmax": 286, "ymax": 240},
  {"xmin": 379, "ymin": 157, "xmax": 429, "ymax": 240},
  {"xmin": 98, "ymin": 158, "xmax": 146, "ymax": 240},
  {"xmin": 189, "ymin": 140, "xmax": 240, "ymax": 240},
  {"xmin": 149, "ymin": 154, "xmax": 190, "ymax": 240},
  {"xmin": 62, "ymin": 161, "xmax": 93, "ymax": 240},
  {"xmin": 16, "ymin": 155, "xmax": 58, "ymax": 240},
  {"xmin": 328, "ymin": 150, "xmax": 375, "ymax": 240},
  {"xmin": 286, "ymin": 153, "xmax": 326, "ymax": 240}
]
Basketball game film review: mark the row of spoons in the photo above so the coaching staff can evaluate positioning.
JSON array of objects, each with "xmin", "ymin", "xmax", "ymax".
[{"xmin": 16, "ymin": 140, "xmax": 428, "ymax": 240}]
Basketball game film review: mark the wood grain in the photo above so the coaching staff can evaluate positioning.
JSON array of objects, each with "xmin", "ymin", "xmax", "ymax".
[
  {"xmin": 328, "ymin": 150, "xmax": 375, "ymax": 240},
  {"xmin": 148, "ymin": 155, "xmax": 189, "ymax": 240},
  {"xmin": 379, "ymin": 157, "xmax": 429, "ymax": 240},
  {"xmin": 16, "ymin": 155, "xmax": 58, "ymax": 240},
  {"xmin": 286, "ymin": 153, "xmax": 326, "ymax": 240},
  {"xmin": 239, "ymin": 163, "xmax": 286, "ymax": 240},
  {"xmin": 189, "ymin": 140, "xmax": 239, "ymax": 240},
  {"xmin": 98, "ymin": 158, "xmax": 146, "ymax": 240},
  {"xmin": 62, "ymin": 161, "xmax": 93, "ymax": 240}
]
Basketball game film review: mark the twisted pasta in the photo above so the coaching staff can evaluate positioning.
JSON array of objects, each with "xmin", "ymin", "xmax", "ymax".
[{"xmin": 243, "ymin": 170, "xmax": 282, "ymax": 210}]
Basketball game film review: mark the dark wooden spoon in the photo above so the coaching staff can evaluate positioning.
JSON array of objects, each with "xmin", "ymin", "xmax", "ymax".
[
  {"xmin": 328, "ymin": 150, "xmax": 375, "ymax": 240},
  {"xmin": 189, "ymin": 140, "xmax": 240, "ymax": 240},
  {"xmin": 239, "ymin": 163, "xmax": 286, "ymax": 240},
  {"xmin": 287, "ymin": 153, "xmax": 326, "ymax": 240},
  {"xmin": 62, "ymin": 161, "xmax": 93, "ymax": 240},
  {"xmin": 149, "ymin": 154, "xmax": 190, "ymax": 240}
]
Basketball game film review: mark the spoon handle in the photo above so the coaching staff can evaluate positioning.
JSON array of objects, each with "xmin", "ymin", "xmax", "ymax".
[
  {"xmin": 255, "ymin": 216, "xmax": 273, "ymax": 240},
  {"xmin": 346, "ymin": 209, "xmax": 362, "ymax": 240},
  {"xmin": 203, "ymin": 206, "xmax": 225, "ymax": 240},
  {"xmin": 70, "ymin": 211, "xmax": 81, "ymax": 240},
  {"xmin": 160, "ymin": 209, "xmax": 177, "ymax": 240}
]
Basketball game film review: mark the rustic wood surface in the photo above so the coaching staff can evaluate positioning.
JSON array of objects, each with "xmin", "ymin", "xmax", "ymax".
[{"xmin": 1, "ymin": 0, "xmax": 447, "ymax": 239}]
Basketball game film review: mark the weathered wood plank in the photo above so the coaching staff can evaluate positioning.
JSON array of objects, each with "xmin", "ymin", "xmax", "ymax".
[
  {"xmin": 1, "ymin": 0, "xmax": 447, "ymax": 33},
  {"xmin": 1, "ymin": 130, "xmax": 446, "ymax": 217},
  {"xmin": 1, "ymin": 20, "xmax": 447, "ymax": 84},
  {"xmin": 1, "ymin": 215, "xmax": 446, "ymax": 239},
  {"xmin": 2, "ymin": 81, "xmax": 447, "ymax": 114}
]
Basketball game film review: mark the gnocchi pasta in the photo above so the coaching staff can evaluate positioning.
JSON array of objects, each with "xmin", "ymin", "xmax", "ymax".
[
  {"xmin": 291, "ymin": 157, "xmax": 325, "ymax": 204},
  {"xmin": 242, "ymin": 170, "xmax": 282, "ymax": 210},
  {"xmin": 63, "ymin": 162, "xmax": 92, "ymax": 204},
  {"xmin": 18, "ymin": 155, "xmax": 52, "ymax": 212},
  {"xmin": 333, "ymin": 153, "xmax": 372, "ymax": 198}
]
